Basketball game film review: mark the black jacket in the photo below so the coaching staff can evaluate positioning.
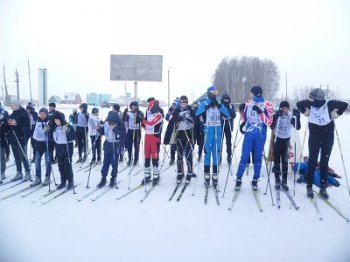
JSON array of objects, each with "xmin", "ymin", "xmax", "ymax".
[
  {"xmin": 296, "ymin": 99, "xmax": 348, "ymax": 133},
  {"xmin": 7, "ymin": 107, "xmax": 30, "ymax": 145}
]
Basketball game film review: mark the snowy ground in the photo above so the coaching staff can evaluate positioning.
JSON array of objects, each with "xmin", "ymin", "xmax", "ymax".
[{"xmin": 1, "ymin": 106, "xmax": 350, "ymax": 262}]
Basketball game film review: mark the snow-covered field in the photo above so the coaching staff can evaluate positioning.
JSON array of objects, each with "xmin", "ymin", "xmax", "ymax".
[{"xmin": 1, "ymin": 106, "xmax": 349, "ymax": 262}]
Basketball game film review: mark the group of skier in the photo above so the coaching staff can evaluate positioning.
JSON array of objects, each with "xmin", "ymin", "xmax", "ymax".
[{"xmin": 0, "ymin": 84, "xmax": 348, "ymax": 201}]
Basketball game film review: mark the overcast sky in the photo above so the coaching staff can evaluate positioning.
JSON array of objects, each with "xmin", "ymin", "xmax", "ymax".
[{"xmin": 1, "ymin": 0, "xmax": 349, "ymax": 104}]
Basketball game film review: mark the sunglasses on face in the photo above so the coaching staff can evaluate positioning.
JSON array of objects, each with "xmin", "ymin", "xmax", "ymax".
[{"xmin": 209, "ymin": 90, "xmax": 219, "ymax": 95}]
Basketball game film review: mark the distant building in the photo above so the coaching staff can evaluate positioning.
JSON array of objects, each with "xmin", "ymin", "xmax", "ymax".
[
  {"xmin": 86, "ymin": 93, "xmax": 112, "ymax": 106},
  {"xmin": 48, "ymin": 95, "xmax": 61, "ymax": 104},
  {"xmin": 61, "ymin": 93, "xmax": 82, "ymax": 104}
]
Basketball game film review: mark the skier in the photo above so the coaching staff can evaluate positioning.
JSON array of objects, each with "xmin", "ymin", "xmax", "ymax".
[
  {"xmin": 26, "ymin": 104, "xmax": 38, "ymax": 163},
  {"xmin": 270, "ymin": 101, "xmax": 301, "ymax": 191},
  {"xmin": 96, "ymin": 111, "xmax": 126, "ymax": 188},
  {"xmin": 48, "ymin": 102, "xmax": 56, "ymax": 120},
  {"xmin": 234, "ymin": 86, "xmax": 273, "ymax": 191},
  {"xmin": 29, "ymin": 108, "xmax": 55, "ymax": 187},
  {"xmin": 192, "ymin": 101, "xmax": 204, "ymax": 161},
  {"xmin": 74, "ymin": 103, "xmax": 89, "ymax": 163},
  {"xmin": 0, "ymin": 106, "xmax": 9, "ymax": 181},
  {"xmin": 7, "ymin": 100, "xmax": 32, "ymax": 182},
  {"xmin": 195, "ymin": 86, "xmax": 230, "ymax": 187},
  {"xmin": 140, "ymin": 98, "xmax": 163, "ymax": 186},
  {"xmin": 294, "ymin": 158, "xmax": 341, "ymax": 187},
  {"xmin": 88, "ymin": 107, "xmax": 102, "ymax": 164},
  {"xmin": 165, "ymin": 98, "xmax": 179, "ymax": 165},
  {"xmin": 296, "ymin": 88, "xmax": 348, "ymax": 199},
  {"xmin": 164, "ymin": 95, "xmax": 196, "ymax": 184},
  {"xmin": 122, "ymin": 101, "xmax": 144, "ymax": 166},
  {"xmin": 112, "ymin": 103, "xmax": 124, "ymax": 163},
  {"xmin": 52, "ymin": 111, "xmax": 76, "ymax": 190},
  {"xmin": 220, "ymin": 94, "xmax": 236, "ymax": 165}
]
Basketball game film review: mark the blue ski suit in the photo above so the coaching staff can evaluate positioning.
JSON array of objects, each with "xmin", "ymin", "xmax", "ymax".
[
  {"xmin": 236, "ymin": 96, "xmax": 273, "ymax": 179},
  {"xmin": 196, "ymin": 98, "xmax": 230, "ymax": 172}
]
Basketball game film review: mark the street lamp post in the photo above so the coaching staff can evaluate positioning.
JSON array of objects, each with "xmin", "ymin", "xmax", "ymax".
[{"xmin": 242, "ymin": 76, "xmax": 247, "ymax": 103}]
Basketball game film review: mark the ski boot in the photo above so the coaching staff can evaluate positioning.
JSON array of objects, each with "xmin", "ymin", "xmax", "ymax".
[
  {"xmin": 75, "ymin": 157, "xmax": 83, "ymax": 164},
  {"xmin": 97, "ymin": 177, "xmax": 107, "ymax": 188},
  {"xmin": 169, "ymin": 158, "xmax": 175, "ymax": 166},
  {"xmin": 274, "ymin": 176, "xmax": 281, "ymax": 190},
  {"xmin": 176, "ymin": 173, "xmax": 184, "ymax": 184},
  {"xmin": 306, "ymin": 185, "xmax": 314, "ymax": 199},
  {"xmin": 185, "ymin": 173, "xmax": 192, "ymax": 183},
  {"xmin": 227, "ymin": 155, "xmax": 232, "ymax": 165},
  {"xmin": 133, "ymin": 160, "xmax": 138, "ymax": 166},
  {"xmin": 22, "ymin": 172, "xmax": 31, "ymax": 182},
  {"xmin": 66, "ymin": 181, "xmax": 74, "ymax": 190},
  {"xmin": 319, "ymin": 186, "xmax": 329, "ymax": 199},
  {"xmin": 30, "ymin": 177, "xmax": 41, "ymax": 187},
  {"xmin": 152, "ymin": 175, "xmax": 160, "ymax": 186},
  {"xmin": 127, "ymin": 160, "xmax": 131, "ymax": 166},
  {"xmin": 11, "ymin": 172, "xmax": 23, "ymax": 182},
  {"xmin": 281, "ymin": 181, "xmax": 289, "ymax": 191},
  {"xmin": 141, "ymin": 175, "xmax": 151, "ymax": 185},
  {"xmin": 204, "ymin": 173, "xmax": 210, "ymax": 187},
  {"xmin": 152, "ymin": 167, "xmax": 160, "ymax": 186},
  {"xmin": 109, "ymin": 177, "xmax": 116, "ymax": 187},
  {"xmin": 251, "ymin": 179, "xmax": 258, "ymax": 191},
  {"xmin": 1, "ymin": 173, "xmax": 5, "ymax": 180},
  {"xmin": 42, "ymin": 176, "xmax": 50, "ymax": 186},
  {"xmin": 212, "ymin": 173, "xmax": 218, "ymax": 187},
  {"xmin": 56, "ymin": 182, "xmax": 66, "ymax": 190},
  {"xmin": 235, "ymin": 178, "xmax": 242, "ymax": 191}
]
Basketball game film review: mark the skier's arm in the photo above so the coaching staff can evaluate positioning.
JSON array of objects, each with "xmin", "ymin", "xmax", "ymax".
[
  {"xmin": 259, "ymin": 101, "xmax": 273, "ymax": 126},
  {"xmin": 296, "ymin": 100, "xmax": 312, "ymax": 114},
  {"xmin": 327, "ymin": 100, "xmax": 348, "ymax": 116},
  {"xmin": 142, "ymin": 114, "xmax": 163, "ymax": 127}
]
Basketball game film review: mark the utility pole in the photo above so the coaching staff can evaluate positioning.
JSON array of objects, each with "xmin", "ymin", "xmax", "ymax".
[
  {"xmin": 285, "ymin": 72, "xmax": 288, "ymax": 100},
  {"xmin": 15, "ymin": 69, "xmax": 20, "ymax": 100},
  {"xmin": 168, "ymin": 68, "xmax": 170, "ymax": 107},
  {"xmin": 2, "ymin": 66, "xmax": 9, "ymax": 106},
  {"xmin": 28, "ymin": 60, "xmax": 33, "ymax": 103}
]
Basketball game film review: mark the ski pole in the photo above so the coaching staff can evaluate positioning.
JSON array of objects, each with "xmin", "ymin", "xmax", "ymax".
[
  {"xmin": 293, "ymin": 116, "xmax": 308, "ymax": 196},
  {"xmin": 10, "ymin": 126, "xmax": 33, "ymax": 180},
  {"xmin": 334, "ymin": 121, "xmax": 350, "ymax": 198}
]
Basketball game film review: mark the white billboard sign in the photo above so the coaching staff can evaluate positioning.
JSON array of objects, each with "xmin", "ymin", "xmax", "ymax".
[{"xmin": 110, "ymin": 55, "xmax": 163, "ymax": 82}]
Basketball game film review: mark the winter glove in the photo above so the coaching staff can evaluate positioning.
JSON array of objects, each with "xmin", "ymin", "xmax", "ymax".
[
  {"xmin": 178, "ymin": 115, "xmax": 186, "ymax": 121},
  {"xmin": 62, "ymin": 124, "xmax": 70, "ymax": 133},
  {"xmin": 303, "ymin": 108, "xmax": 310, "ymax": 117},
  {"xmin": 44, "ymin": 125, "xmax": 50, "ymax": 133},
  {"xmin": 252, "ymin": 105, "xmax": 263, "ymax": 114},
  {"xmin": 239, "ymin": 103, "xmax": 245, "ymax": 113},
  {"xmin": 275, "ymin": 110, "xmax": 283, "ymax": 117},
  {"xmin": 292, "ymin": 108, "xmax": 300, "ymax": 118},
  {"xmin": 239, "ymin": 121, "xmax": 246, "ymax": 134},
  {"xmin": 331, "ymin": 109, "xmax": 339, "ymax": 119}
]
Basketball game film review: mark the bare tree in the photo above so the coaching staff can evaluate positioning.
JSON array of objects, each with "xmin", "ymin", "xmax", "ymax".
[{"xmin": 212, "ymin": 56, "xmax": 280, "ymax": 103}]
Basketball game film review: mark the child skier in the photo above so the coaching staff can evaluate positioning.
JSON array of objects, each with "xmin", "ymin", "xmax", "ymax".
[
  {"xmin": 74, "ymin": 103, "xmax": 89, "ymax": 163},
  {"xmin": 122, "ymin": 101, "xmax": 144, "ymax": 166},
  {"xmin": 52, "ymin": 112, "xmax": 75, "ymax": 190},
  {"xmin": 164, "ymin": 95, "xmax": 196, "ymax": 184},
  {"xmin": 141, "ymin": 98, "xmax": 163, "ymax": 186},
  {"xmin": 195, "ymin": 86, "xmax": 230, "ymax": 187},
  {"xmin": 88, "ymin": 107, "xmax": 102, "ymax": 164},
  {"xmin": 296, "ymin": 88, "xmax": 348, "ymax": 199},
  {"xmin": 96, "ymin": 111, "xmax": 126, "ymax": 188},
  {"xmin": 220, "ymin": 94, "xmax": 236, "ymax": 165},
  {"xmin": 30, "ymin": 108, "xmax": 55, "ymax": 187},
  {"xmin": 270, "ymin": 101, "xmax": 301, "ymax": 191},
  {"xmin": 234, "ymin": 86, "xmax": 273, "ymax": 191}
]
